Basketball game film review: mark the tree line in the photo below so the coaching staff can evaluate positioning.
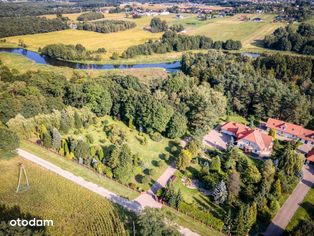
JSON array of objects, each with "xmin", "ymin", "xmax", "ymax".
[
  {"xmin": 181, "ymin": 51, "xmax": 313, "ymax": 128},
  {"xmin": 40, "ymin": 43, "xmax": 105, "ymax": 61},
  {"xmin": 77, "ymin": 12, "xmax": 104, "ymax": 21},
  {"xmin": 77, "ymin": 20, "xmax": 136, "ymax": 34},
  {"xmin": 0, "ymin": 16, "xmax": 69, "ymax": 38},
  {"xmin": 0, "ymin": 63, "xmax": 226, "ymax": 139},
  {"xmin": 264, "ymin": 23, "xmax": 314, "ymax": 55},
  {"xmin": 122, "ymin": 31, "xmax": 242, "ymax": 58}
]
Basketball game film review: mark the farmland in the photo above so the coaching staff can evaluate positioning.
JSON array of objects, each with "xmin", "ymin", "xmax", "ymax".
[
  {"xmin": 0, "ymin": 156, "xmax": 130, "ymax": 235},
  {"xmin": 1, "ymin": 13, "xmax": 285, "ymax": 63}
]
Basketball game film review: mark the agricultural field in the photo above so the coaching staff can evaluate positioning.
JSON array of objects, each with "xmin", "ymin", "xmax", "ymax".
[
  {"xmin": 0, "ymin": 13, "xmax": 285, "ymax": 63},
  {"xmin": 20, "ymin": 140, "xmax": 139, "ymax": 199},
  {"xmin": 0, "ymin": 156, "xmax": 131, "ymax": 235}
]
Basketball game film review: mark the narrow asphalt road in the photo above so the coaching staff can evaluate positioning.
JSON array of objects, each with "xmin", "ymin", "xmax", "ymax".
[
  {"xmin": 264, "ymin": 165, "xmax": 314, "ymax": 236},
  {"xmin": 17, "ymin": 148, "xmax": 198, "ymax": 236}
]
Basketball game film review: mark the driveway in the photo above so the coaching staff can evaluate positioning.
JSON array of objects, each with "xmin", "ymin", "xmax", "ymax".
[
  {"xmin": 264, "ymin": 165, "xmax": 314, "ymax": 236},
  {"xmin": 202, "ymin": 128, "xmax": 231, "ymax": 151},
  {"xmin": 135, "ymin": 164, "xmax": 176, "ymax": 209}
]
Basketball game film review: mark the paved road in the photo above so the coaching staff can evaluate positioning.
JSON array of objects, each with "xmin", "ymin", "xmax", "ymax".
[
  {"xmin": 18, "ymin": 149, "xmax": 198, "ymax": 236},
  {"xmin": 264, "ymin": 165, "xmax": 314, "ymax": 236}
]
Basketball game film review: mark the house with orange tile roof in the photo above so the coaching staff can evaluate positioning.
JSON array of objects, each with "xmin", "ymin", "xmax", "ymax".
[
  {"xmin": 221, "ymin": 122, "xmax": 273, "ymax": 157},
  {"xmin": 266, "ymin": 118, "xmax": 314, "ymax": 146},
  {"xmin": 307, "ymin": 150, "xmax": 314, "ymax": 163}
]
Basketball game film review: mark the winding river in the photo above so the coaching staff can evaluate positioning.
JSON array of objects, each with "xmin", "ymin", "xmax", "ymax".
[
  {"xmin": 0, "ymin": 48, "xmax": 260, "ymax": 73},
  {"xmin": 0, "ymin": 48, "xmax": 182, "ymax": 73}
]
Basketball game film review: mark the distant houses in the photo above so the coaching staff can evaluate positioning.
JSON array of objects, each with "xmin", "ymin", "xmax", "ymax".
[
  {"xmin": 208, "ymin": 117, "xmax": 314, "ymax": 160},
  {"xmin": 266, "ymin": 118, "xmax": 314, "ymax": 155},
  {"xmin": 221, "ymin": 122, "xmax": 273, "ymax": 157}
]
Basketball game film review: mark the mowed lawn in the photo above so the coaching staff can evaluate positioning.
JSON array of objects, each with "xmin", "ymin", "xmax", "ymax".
[
  {"xmin": 63, "ymin": 116, "xmax": 172, "ymax": 190},
  {"xmin": 286, "ymin": 186, "xmax": 314, "ymax": 232},
  {"xmin": 0, "ymin": 156, "xmax": 129, "ymax": 235},
  {"xmin": 1, "ymin": 13, "xmax": 285, "ymax": 63}
]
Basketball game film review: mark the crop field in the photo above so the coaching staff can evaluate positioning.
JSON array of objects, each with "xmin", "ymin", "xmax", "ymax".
[
  {"xmin": 0, "ymin": 156, "xmax": 130, "ymax": 235},
  {"xmin": 20, "ymin": 140, "xmax": 139, "ymax": 199},
  {"xmin": 1, "ymin": 12, "xmax": 285, "ymax": 63}
]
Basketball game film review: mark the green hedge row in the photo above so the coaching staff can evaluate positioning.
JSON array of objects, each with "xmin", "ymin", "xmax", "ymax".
[{"xmin": 178, "ymin": 201, "xmax": 224, "ymax": 231}]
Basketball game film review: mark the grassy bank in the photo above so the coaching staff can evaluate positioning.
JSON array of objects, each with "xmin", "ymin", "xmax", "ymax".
[{"xmin": 0, "ymin": 52, "xmax": 168, "ymax": 83}]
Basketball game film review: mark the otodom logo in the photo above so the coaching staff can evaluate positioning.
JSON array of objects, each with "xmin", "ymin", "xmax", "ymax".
[{"xmin": 9, "ymin": 218, "xmax": 53, "ymax": 227}]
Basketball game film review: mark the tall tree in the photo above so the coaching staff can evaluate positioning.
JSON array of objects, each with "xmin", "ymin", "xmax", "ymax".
[{"xmin": 0, "ymin": 128, "xmax": 19, "ymax": 152}]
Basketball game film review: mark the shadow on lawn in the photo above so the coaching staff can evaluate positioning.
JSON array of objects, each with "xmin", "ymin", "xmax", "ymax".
[{"xmin": 0, "ymin": 203, "xmax": 47, "ymax": 234}]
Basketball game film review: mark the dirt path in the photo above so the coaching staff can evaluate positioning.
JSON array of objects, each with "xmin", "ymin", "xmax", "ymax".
[
  {"xmin": 17, "ymin": 148, "xmax": 198, "ymax": 236},
  {"xmin": 264, "ymin": 165, "xmax": 314, "ymax": 236}
]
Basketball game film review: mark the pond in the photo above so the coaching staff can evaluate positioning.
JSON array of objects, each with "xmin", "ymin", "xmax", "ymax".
[{"xmin": 0, "ymin": 48, "xmax": 182, "ymax": 73}]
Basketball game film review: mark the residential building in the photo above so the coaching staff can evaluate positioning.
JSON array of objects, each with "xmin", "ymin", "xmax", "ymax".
[
  {"xmin": 306, "ymin": 150, "xmax": 314, "ymax": 164},
  {"xmin": 266, "ymin": 118, "xmax": 314, "ymax": 145},
  {"xmin": 221, "ymin": 122, "xmax": 273, "ymax": 157}
]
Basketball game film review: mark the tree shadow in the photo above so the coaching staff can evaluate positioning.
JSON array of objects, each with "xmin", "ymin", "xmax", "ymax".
[
  {"xmin": 250, "ymin": 39, "xmax": 265, "ymax": 49},
  {"xmin": 300, "ymin": 201, "xmax": 314, "ymax": 219},
  {"xmin": 151, "ymin": 160, "xmax": 159, "ymax": 167},
  {"xmin": 0, "ymin": 203, "xmax": 46, "ymax": 233},
  {"xmin": 135, "ymin": 174, "xmax": 144, "ymax": 184}
]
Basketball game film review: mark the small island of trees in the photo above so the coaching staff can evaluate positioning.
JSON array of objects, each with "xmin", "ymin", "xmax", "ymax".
[{"xmin": 77, "ymin": 12, "xmax": 104, "ymax": 21}]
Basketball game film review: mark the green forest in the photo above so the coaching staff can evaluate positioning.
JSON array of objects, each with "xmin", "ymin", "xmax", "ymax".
[
  {"xmin": 122, "ymin": 31, "xmax": 242, "ymax": 58},
  {"xmin": 264, "ymin": 23, "xmax": 314, "ymax": 55},
  {"xmin": 77, "ymin": 12, "xmax": 104, "ymax": 21},
  {"xmin": 0, "ymin": 16, "xmax": 69, "ymax": 38},
  {"xmin": 77, "ymin": 20, "xmax": 136, "ymax": 34},
  {"xmin": 181, "ymin": 51, "xmax": 314, "ymax": 128}
]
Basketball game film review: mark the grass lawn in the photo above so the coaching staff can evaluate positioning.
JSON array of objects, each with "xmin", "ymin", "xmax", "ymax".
[
  {"xmin": 163, "ymin": 206, "xmax": 225, "ymax": 236},
  {"xmin": 172, "ymin": 165, "xmax": 225, "ymax": 219},
  {"xmin": 221, "ymin": 114, "xmax": 249, "ymax": 125},
  {"xmin": 0, "ymin": 156, "xmax": 131, "ymax": 235},
  {"xmin": 0, "ymin": 52, "xmax": 168, "ymax": 83},
  {"xmin": 1, "ymin": 13, "xmax": 286, "ymax": 64},
  {"xmin": 20, "ymin": 140, "xmax": 139, "ymax": 200},
  {"xmin": 286, "ymin": 186, "xmax": 314, "ymax": 232},
  {"xmin": 63, "ymin": 116, "xmax": 172, "ymax": 191}
]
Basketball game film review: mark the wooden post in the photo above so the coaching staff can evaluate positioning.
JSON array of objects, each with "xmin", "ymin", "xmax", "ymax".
[{"xmin": 16, "ymin": 163, "xmax": 30, "ymax": 193}]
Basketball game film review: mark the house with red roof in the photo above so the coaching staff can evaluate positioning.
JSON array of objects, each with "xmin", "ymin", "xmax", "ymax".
[
  {"xmin": 221, "ymin": 122, "xmax": 273, "ymax": 157},
  {"xmin": 266, "ymin": 118, "xmax": 314, "ymax": 146},
  {"xmin": 306, "ymin": 150, "xmax": 314, "ymax": 163}
]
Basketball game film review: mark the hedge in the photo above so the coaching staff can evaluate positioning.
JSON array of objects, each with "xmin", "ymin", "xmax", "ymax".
[{"xmin": 178, "ymin": 201, "xmax": 224, "ymax": 231}]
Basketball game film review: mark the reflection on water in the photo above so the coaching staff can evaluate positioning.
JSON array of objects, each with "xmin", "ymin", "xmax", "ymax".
[{"xmin": 0, "ymin": 48, "xmax": 181, "ymax": 73}]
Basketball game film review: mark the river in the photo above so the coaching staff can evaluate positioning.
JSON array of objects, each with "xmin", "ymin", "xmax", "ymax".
[
  {"xmin": 0, "ymin": 48, "xmax": 182, "ymax": 73},
  {"xmin": 0, "ymin": 48, "xmax": 260, "ymax": 73}
]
